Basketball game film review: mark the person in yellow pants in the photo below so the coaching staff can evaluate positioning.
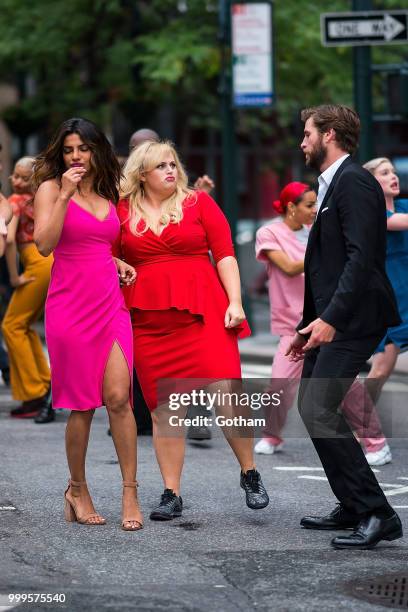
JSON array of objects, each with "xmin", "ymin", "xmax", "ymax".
[{"xmin": 2, "ymin": 157, "xmax": 54, "ymax": 423}]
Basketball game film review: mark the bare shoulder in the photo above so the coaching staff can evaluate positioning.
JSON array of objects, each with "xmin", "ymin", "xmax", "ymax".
[
  {"xmin": 35, "ymin": 179, "xmax": 61, "ymax": 205},
  {"xmin": 36, "ymin": 179, "xmax": 60, "ymax": 195}
]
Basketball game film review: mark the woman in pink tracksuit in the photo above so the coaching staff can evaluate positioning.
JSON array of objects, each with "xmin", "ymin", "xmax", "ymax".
[{"xmin": 254, "ymin": 182, "xmax": 388, "ymax": 460}]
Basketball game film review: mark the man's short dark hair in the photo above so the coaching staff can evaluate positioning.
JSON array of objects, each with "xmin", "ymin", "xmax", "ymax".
[{"xmin": 301, "ymin": 105, "xmax": 360, "ymax": 155}]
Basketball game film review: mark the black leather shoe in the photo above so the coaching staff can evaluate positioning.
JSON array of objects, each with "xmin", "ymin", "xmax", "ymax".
[
  {"xmin": 187, "ymin": 424, "xmax": 212, "ymax": 440},
  {"xmin": 150, "ymin": 489, "xmax": 183, "ymax": 521},
  {"xmin": 10, "ymin": 404, "xmax": 40, "ymax": 419},
  {"xmin": 300, "ymin": 504, "xmax": 360, "ymax": 530},
  {"xmin": 240, "ymin": 469, "xmax": 269, "ymax": 509},
  {"xmin": 331, "ymin": 512, "xmax": 403, "ymax": 550},
  {"xmin": 34, "ymin": 403, "xmax": 55, "ymax": 424}
]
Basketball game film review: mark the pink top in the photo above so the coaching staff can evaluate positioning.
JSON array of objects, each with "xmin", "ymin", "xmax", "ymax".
[{"xmin": 255, "ymin": 221, "xmax": 308, "ymax": 335}]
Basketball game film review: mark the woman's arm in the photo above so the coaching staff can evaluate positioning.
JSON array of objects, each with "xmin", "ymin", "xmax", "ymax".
[
  {"xmin": 387, "ymin": 213, "xmax": 408, "ymax": 231},
  {"xmin": 5, "ymin": 216, "xmax": 35, "ymax": 287},
  {"xmin": 5, "ymin": 216, "xmax": 19, "ymax": 282},
  {"xmin": 0, "ymin": 194, "xmax": 12, "ymax": 224},
  {"xmin": 0, "ymin": 196, "xmax": 12, "ymax": 257},
  {"xmin": 34, "ymin": 167, "xmax": 84, "ymax": 256},
  {"xmin": 198, "ymin": 192, "xmax": 245, "ymax": 327},
  {"xmin": 217, "ymin": 256, "xmax": 245, "ymax": 328},
  {"xmin": 264, "ymin": 250, "xmax": 304, "ymax": 276}
]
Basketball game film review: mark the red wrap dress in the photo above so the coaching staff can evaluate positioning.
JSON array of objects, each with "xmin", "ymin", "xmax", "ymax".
[{"xmin": 114, "ymin": 191, "xmax": 250, "ymax": 411}]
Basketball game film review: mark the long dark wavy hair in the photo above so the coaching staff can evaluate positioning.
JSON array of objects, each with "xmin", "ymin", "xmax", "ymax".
[{"xmin": 33, "ymin": 118, "xmax": 121, "ymax": 203}]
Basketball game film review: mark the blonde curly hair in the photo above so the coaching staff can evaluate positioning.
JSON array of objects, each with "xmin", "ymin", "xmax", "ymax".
[{"xmin": 120, "ymin": 140, "xmax": 195, "ymax": 235}]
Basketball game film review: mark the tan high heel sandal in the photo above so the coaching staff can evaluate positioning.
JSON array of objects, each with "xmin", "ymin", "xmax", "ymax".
[
  {"xmin": 64, "ymin": 480, "xmax": 106, "ymax": 525},
  {"xmin": 122, "ymin": 481, "xmax": 143, "ymax": 531}
]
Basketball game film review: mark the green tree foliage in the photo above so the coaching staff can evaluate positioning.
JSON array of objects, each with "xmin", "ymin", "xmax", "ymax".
[
  {"xmin": 0, "ymin": 0, "xmax": 138, "ymax": 134},
  {"xmin": 0, "ymin": 0, "xmax": 406, "ymax": 137}
]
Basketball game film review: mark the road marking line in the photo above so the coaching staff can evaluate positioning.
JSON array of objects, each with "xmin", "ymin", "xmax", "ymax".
[
  {"xmin": 378, "ymin": 483, "xmax": 405, "ymax": 488},
  {"xmin": 385, "ymin": 485, "xmax": 408, "ymax": 497},
  {"xmin": 274, "ymin": 466, "xmax": 379, "ymax": 473},
  {"xmin": 397, "ymin": 477, "xmax": 408, "ymax": 480},
  {"xmin": 394, "ymin": 506, "xmax": 408, "ymax": 509},
  {"xmin": 298, "ymin": 476, "xmax": 328, "ymax": 481},
  {"xmin": 274, "ymin": 467, "xmax": 324, "ymax": 471},
  {"xmin": 297, "ymin": 476, "xmax": 408, "ymax": 494}
]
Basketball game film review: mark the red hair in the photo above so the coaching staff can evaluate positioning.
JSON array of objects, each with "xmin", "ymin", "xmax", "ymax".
[{"xmin": 272, "ymin": 182, "xmax": 311, "ymax": 215}]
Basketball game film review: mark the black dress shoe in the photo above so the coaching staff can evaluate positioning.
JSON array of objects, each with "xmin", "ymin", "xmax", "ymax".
[
  {"xmin": 331, "ymin": 512, "xmax": 403, "ymax": 550},
  {"xmin": 240, "ymin": 469, "xmax": 269, "ymax": 509},
  {"xmin": 300, "ymin": 504, "xmax": 360, "ymax": 530},
  {"xmin": 10, "ymin": 404, "xmax": 40, "ymax": 419},
  {"xmin": 150, "ymin": 489, "xmax": 183, "ymax": 521},
  {"xmin": 187, "ymin": 424, "xmax": 212, "ymax": 440},
  {"xmin": 10, "ymin": 386, "xmax": 52, "ymax": 419},
  {"xmin": 34, "ymin": 403, "xmax": 55, "ymax": 424}
]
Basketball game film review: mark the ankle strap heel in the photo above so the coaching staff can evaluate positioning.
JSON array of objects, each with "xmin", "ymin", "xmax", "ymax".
[
  {"xmin": 64, "ymin": 478, "xmax": 106, "ymax": 526},
  {"xmin": 123, "ymin": 481, "xmax": 138, "ymax": 488},
  {"xmin": 121, "ymin": 481, "xmax": 143, "ymax": 531}
]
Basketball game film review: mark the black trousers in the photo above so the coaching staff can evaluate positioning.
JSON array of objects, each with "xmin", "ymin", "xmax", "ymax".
[{"xmin": 298, "ymin": 333, "xmax": 392, "ymax": 516}]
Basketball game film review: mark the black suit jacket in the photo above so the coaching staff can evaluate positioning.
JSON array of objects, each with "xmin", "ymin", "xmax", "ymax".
[{"xmin": 297, "ymin": 156, "xmax": 401, "ymax": 340}]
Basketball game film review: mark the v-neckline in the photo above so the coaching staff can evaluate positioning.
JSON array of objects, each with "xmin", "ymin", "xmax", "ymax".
[
  {"xmin": 71, "ymin": 199, "xmax": 111, "ymax": 222},
  {"xmin": 149, "ymin": 225, "xmax": 168, "ymax": 239}
]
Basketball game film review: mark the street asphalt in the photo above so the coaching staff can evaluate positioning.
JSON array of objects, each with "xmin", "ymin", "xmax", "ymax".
[{"xmin": 1, "ymin": 367, "xmax": 407, "ymax": 612}]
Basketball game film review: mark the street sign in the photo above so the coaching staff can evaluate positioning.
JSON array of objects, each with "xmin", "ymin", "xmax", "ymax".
[
  {"xmin": 321, "ymin": 10, "xmax": 408, "ymax": 47},
  {"xmin": 231, "ymin": 2, "xmax": 274, "ymax": 107}
]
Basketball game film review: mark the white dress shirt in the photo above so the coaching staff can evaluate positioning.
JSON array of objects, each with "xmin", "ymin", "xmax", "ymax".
[{"xmin": 316, "ymin": 154, "xmax": 350, "ymax": 212}]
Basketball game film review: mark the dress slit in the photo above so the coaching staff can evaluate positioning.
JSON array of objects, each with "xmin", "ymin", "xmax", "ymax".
[{"xmin": 101, "ymin": 338, "xmax": 133, "ymax": 408}]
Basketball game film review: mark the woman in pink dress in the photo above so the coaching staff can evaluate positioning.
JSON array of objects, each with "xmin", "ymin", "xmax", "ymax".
[
  {"xmin": 255, "ymin": 182, "xmax": 388, "ymax": 458},
  {"xmin": 33, "ymin": 118, "xmax": 142, "ymax": 530}
]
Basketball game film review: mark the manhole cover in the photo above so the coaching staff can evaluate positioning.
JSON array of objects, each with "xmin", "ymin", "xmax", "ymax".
[{"xmin": 347, "ymin": 573, "xmax": 408, "ymax": 609}]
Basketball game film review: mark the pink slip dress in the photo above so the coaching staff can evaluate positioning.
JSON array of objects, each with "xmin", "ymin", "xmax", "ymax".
[{"xmin": 45, "ymin": 199, "xmax": 133, "ymax": 410}]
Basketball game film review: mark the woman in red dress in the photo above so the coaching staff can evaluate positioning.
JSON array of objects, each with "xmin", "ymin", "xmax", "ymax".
[{"xmin": 115, "ymin": 140, "xmax": 269, "ymax": 520}]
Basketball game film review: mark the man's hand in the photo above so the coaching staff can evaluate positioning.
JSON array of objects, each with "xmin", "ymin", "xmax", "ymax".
[
  {"xmin": 285, "ymin": 332, "xmax": 307, "ymax": 362},
  {"xmin": 298, "ymin": 318, "xmax": 336, "ymax": 351},
  {"xmin": 194, "ymin": 175, "xmax": 215, "ymax": 194}
]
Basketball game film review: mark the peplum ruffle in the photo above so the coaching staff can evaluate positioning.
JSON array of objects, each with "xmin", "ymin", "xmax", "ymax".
[{"xmin": 122, "ymin": 256, "xmax": 250, "ymax": 339}]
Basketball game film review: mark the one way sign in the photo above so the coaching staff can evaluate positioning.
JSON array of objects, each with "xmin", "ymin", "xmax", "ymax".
[{"xmin": 321, "ymin": 10, "xmax": 408, "ymax": 47}]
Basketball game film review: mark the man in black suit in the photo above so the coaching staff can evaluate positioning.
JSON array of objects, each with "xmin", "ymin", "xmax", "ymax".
[{"xmin": 287, "ymin": 105, "xmax": 403, "ymax": 550}]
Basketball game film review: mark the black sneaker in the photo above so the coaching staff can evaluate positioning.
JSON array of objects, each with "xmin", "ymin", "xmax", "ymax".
[
  {"xmin": 150, "ymin": 489, "xmax": 183, "ymax": 521},
  {"xmin": 187, "ymin": 424, "xmax": 212, "ymax": 440},
  {"xmin": 240, "ymin": 469, "xmax": 269, "ymax": 509}
]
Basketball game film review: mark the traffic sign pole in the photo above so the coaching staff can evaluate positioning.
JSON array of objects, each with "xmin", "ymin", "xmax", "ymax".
[
  {"xmin": 321, "ymin": 7, "xmax": 408, "ymax": 160},
  {"xmin": 219, "ymin": 0, "xmax": 238, "ymax": 243},
  {"xmin": 353, "ymin": 0, "xmax": 373, "ymax": 163}
]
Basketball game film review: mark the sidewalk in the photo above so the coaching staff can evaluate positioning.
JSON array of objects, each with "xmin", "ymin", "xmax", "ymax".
[{"xmin": 239, "ymin": 332, "xmax": 408, "ymax": 376}]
